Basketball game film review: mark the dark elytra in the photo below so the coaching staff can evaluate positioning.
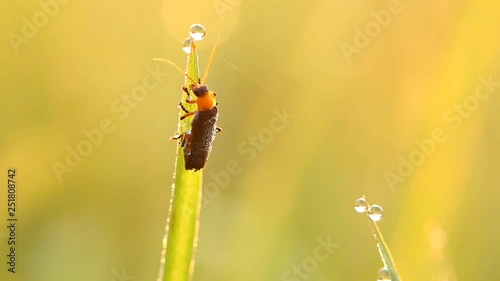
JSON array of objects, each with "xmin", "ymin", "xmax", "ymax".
[{"xmin": 184, "ymin": 106, "xmax": 219, "ymax": 170}]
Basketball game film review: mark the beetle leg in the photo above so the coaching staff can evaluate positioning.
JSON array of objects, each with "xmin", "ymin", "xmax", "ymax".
[
  {"xmin": 183, "ymin": 133, "xmax": 193, "ymax": 154},
  {"xmin": 169, "ymin": 133, "xmax": 183, "ymax": 142},
  {"xmin": 182, "ymin": 86, "xmax": 196, "ymax": 104},
  {"xmin": 169, "ymin": 133, "xmax": 191, "ymax": 148},
  {"xmin": 180, "ymin": 111, "xmax": 195, "ymax": 120},
  {"xmin": 178, "ymin": 102, "xmax": 190, "ymax": 114},
  {"xmin": 180, "ymin": 133, "xmax": 190, "ymax": 147}
]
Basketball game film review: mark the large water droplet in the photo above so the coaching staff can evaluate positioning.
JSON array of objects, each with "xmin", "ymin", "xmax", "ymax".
[
  {"xmin": 368, "ymin": 204, "xmax": 383, "ymax": 221},
  {"xmin": 182, "ymin": 38, "xmax": 191, "ymax": 54},
  {"xmin": 354, "ymin": 197, "xmax": 367, "ymax": 213},
  {"xmin": 377, "ymin": 267, "xmax": 391, "ymax": 281},
  {"xmin": 190, "ymin": 24, "xmax": 206, "ymax": 41}
]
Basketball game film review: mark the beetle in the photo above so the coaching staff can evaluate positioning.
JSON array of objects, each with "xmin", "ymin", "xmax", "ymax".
[
  {"xmin": 155, "ymin": 38, "xmax": 221, "ymax": 171},
  {"xmin": 176, "ymin": 79, "xmax": 221, "ymax": 170}
]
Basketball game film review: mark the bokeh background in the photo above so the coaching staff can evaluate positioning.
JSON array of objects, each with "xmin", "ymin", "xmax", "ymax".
[{"xmin": 1, "ymin": 0, "xmax": 500, "ymax": 280}]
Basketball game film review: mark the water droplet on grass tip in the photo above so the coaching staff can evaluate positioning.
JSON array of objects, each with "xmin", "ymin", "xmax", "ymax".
[
  {"xmin": 182, "ymin": 38, "xmax": 191, "ymax": 54},
  {"xmin": 190, "ymin": 24, "xmax": 206, "ymax": 41},
  {"xmin": 377, "ymin": 267, "xmax": 391, "ymax": 281},
  {"xmin": 368, "ymin": 204, "xmax": 383, "ymax": 221},
  {"xmin": 354, "ymin": 197, "xmax": 367, "ymax": 213}
]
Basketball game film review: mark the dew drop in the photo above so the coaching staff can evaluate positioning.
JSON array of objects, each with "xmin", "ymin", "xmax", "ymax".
[
  {"xmin": 354, "ymin": 197, "xmax": 367, "ymax": 213},
  {"xmin": 377, "ymin": 267, "xmax": 391, "ymax": 281},
  {"xmin": 182, "ymin": 38, "xmax": 191, "ymax": 54},
  {"xmin": 368, "ymin": 204, "xmax": 383, "ymax": 221},
  {"xmin": 189, "ymin": 24, "xmax": 206, "ymax": 41}
]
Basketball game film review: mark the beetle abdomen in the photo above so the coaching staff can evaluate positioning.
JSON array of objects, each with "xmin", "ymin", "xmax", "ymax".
[{"xmin": 184, "ymin": 107, "xmax": 219, "ymax": 170}]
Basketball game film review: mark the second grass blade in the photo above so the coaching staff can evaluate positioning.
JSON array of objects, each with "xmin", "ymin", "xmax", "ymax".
[{"xmin": 158, "ymin": 38, "xmax": 203, "ymax": 281}]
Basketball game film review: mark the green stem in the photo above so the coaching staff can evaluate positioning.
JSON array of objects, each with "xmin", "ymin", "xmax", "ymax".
[
  {"xmin": 364, "ymin": 196, "xmax": 402, "ymax": 281},
  {"xmin": 158, "ymin": 39, "xmax": 203, "ymax": 281}
]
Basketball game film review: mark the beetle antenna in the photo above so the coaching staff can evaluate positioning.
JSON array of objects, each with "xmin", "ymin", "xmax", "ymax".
[
  {"xmin": 153, "ymin": 58, "xmax": 197, "ymax": 85},
  {"xmin": 201, "ymin": 36, "xmax": 221, "ymax": 85}
]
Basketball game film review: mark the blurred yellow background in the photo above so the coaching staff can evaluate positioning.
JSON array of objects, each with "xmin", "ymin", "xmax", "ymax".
[{"xmin": 1, "ymin": 0, "xmax": 499, "ymax": 280}]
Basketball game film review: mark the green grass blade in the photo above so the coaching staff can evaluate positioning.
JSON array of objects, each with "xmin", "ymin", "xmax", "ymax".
[
  {"xmin": 360, "ymin": 196, "xmax": 402, "ymax": 281},
  {"xmin": 368, "ymin": 216, "xmax": 402, "ymax": 281},
  {"xmin": 157, "ymin": 38, "xmax": 203, "ymax": 281}
]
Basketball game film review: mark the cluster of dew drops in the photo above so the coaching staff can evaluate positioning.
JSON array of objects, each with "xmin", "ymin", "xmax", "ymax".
[
  {"xmin": 354, "ymin": 196, "xmax": 383, "ymax": 221},
  {"xmin": 182, "ymin": 24, "xmax": 206, "ymax": 54},
  {"xmin": 354, "ymin": 197, "xmax": 392, "ymax": 281}
]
